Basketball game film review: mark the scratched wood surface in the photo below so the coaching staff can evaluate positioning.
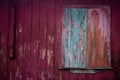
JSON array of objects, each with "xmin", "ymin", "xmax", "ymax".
[{"xmin": 0, "ymin": 0, "xmax": 120, "ymax": 80}]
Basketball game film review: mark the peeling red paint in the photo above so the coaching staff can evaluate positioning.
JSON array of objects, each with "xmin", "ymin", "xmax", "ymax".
[
  {"xmin": 0, "ymin": 0, "xmax": 120, "ymax": 80},
  {"xmin": 47, "ymin": 49, "xmax": 52, "ymax": 65},
  {"xmin": 48, "ymin": 35, "xmax": 54, "ymax": 43},
  {"xmin": 19, "ymin": 45, "xmax": 23, "ymax": 58},
  {"xmin": 41, "ymin": 49, "xmax": 46, "ymax": 60}
]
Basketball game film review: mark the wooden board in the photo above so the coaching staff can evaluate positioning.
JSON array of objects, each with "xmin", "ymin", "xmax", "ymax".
[
  {"xmin": 87, "ymin": 7, "xmax": 111, "ymax": 68},
  {"xmin": 61, "ymin": 6, "xmax": 111, "ymax": 69}
]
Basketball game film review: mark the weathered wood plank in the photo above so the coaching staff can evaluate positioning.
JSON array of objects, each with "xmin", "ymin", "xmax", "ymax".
[
  {"xmin": 54, "ymin": 0, "xmax": 63, "ymax": 80},
  {"xmin": 62, "ymin": 8, "xmax": 87, "ymax": 68},
  {"xmin": 38, "ymin": 3, "xmax": 47, "ymax": 80},
  {"xmin": 0, "ymin": 0, "xmax": 11, "ymax": 80},
  {"xmin": 87, "ymin": 7, "xmax": 111, "ymax": 68},
  {"xmin": 45, "ymin": 1, "xmax": 55, "ymax": 80},
  {"xmin": 30, "ymin": 0, "xmax": 39, "ymax": 80},
  {"xmin": 14, "ymin": 0, "xmax": 25, "ymax": 80},
  {"xmin": 22, "ymin": 0, "xmax": 32, "ymax": 79}
]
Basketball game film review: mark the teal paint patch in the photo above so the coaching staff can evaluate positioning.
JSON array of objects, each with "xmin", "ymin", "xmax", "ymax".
[{"xmin": 62, "ymin": 8, "xmax": 87, "ymax": 68}]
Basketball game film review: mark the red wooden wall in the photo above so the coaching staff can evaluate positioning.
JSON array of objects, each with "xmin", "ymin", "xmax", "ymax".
[{"xmin": 0, "ymin": 0, "xmax": 120, "ymax": 80}]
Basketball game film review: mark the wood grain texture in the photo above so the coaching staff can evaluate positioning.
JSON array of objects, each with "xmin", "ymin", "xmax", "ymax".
[
  {"xmin": 87, "ymin": 7, "xmax": 111, "ymax": 68},
  {"xmin": 39, "ymin": 3, "xmax": 47, "ymax": 80},
  {"xmin": 0, "ymin": 0, "xmax": 9, "ymax": 80},
  {"xmin": 0, "ymin": 0, "xmax": 120, "ymax": 80},
  {"xmin": 14, "ymin": 0, "xmax": 25, "ymax": 80},
  {"xmin": 62, "ymin": 8, "xmax": 87, "ymax": 68}
]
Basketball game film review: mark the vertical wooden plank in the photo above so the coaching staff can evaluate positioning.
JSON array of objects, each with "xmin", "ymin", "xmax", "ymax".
[
  {"xmin": 87, "ymin": 8, "xmax": 111, "ymax": 68},
  {"xmin": 62, "ymin": 7, "xmax": 87, "ymax": 80},
  {"xmin": 8, "ymin": 0, "xmax": 16, "ymax": 80},
  {"xmin": 62, "ymin": 8, "xmax": 87, "ymax": 68},
  {"xmin": 0, "ymin": 0, "xmax": 9, "ymax": 80},
  {"xmin": 38, "ymin": 3, "xmax": 47, "ymax": 80},
  {"xmin": 60, "ymin": 1, "xmax": 70, "ymax": 80},
  {"xmin": 15, "ymin": 0, "xmax": 25, "ymax": 79},
  {"xmin": 0, "ymin": 6, "xmax": 8, "ymax": 79},
  {"xmin": 30, "ymin": 0, "xmax": 39, "ymax": 80},
  {"xmin": 8, "ymin": 4, "xmax": 15, "ymax": 59},
  {"xmin": 45, "ymin": 1, "xmax": 55, "ymax": 80},
  {"xmin": 54, "ymin": 0, "xmax": 63, "ymax": 80},
  {"xmin": 22, "ymin": 0, "xmax": 32, "ymax": 79}
]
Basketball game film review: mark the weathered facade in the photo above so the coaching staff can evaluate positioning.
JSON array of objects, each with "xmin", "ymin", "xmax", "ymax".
[{"xmin": 0, "ymin": 0, "xmax": 120, "ymax": 80}]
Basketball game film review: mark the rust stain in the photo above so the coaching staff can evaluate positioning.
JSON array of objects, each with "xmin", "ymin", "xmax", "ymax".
[{"xmin": 87, "ymin": 9, "xmax": 110, "ymax": 68}]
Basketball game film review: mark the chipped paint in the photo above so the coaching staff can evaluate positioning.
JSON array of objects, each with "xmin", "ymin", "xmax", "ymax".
[
  {"xmin": 18, "ymin": 24, "xmax": 22, "ymax": 33},
  {"xmin": 19, "ymin": 44, "xmax": 23, "ymax": 57},
  {"xmin": 47, "ymin": 50, "xmax": 51, "ymax": 65},
  {"xmin": 48, "ymin": 35, "xmax": 54, "ymax": 43},
  {"xmin": 62, "ymin": 8, "xmax": 87, "ymax": 68},
  {"xmin": 47, "ymin": 49, "xmax": 53, "ymax": 65},
  {"xmin": 41, "ymin": 49, "xmax": 46, "ymax": 60}
]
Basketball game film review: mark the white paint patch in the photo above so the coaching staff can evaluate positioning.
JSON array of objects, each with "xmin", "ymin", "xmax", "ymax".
[
  {"xmin": 18, "ymin": 24, "xmax": 22, "ymax": 33},
  {"xmin": 48, "ymin": 35, "xmax": 54, "ymax": 43},
  {"xmin": 42, "ymin": 49, "xmax": 46, "ymax": 60},
  {"xmin": 47, "ymin": 50, "xmax": 52, "ymax": 65}
]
